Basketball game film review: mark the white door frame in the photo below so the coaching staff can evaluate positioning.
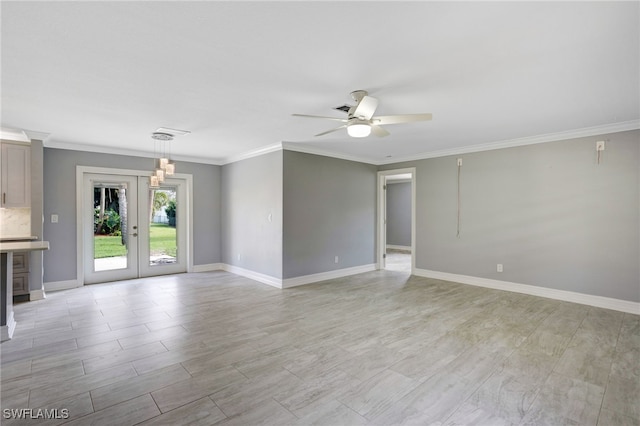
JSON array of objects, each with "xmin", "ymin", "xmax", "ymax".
[
  {"xmin": 377, "ymin": 168, "xmax": 416, "ymax": 273},
  {"xmin": 76, "ymin": 166, "xmax": 194, "ymax": 286}
]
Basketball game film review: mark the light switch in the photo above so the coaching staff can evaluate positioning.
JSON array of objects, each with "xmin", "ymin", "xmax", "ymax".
[{"xmin": 51, "ymin": 214, "xmax": 58, "ymax": 223}]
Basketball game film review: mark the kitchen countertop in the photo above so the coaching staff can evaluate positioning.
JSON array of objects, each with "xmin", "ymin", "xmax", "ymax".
[
  {"xmin": 0, "ymin": 236, "xmax": 38, "ymax": 242},
  {"xmin": 0, "ymin": 241, "xmax": 49, "ymax": 253}
]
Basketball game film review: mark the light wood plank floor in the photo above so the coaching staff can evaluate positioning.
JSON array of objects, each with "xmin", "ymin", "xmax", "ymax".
[
  {"xmin": 385, "ymin": 250, "xmax": 411, "ymax": 273},
  {"xmin": 1, "ymin": 270, "xmax": 638, "ymax": 425}
]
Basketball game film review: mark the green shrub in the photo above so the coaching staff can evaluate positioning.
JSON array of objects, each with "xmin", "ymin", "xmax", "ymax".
[
  {"xmin": 94, "ymin": 208, "xmax": 121, "ymax": 235},
  {"xmin": 165, "ymin": 200, "xmax": 176, "ymax": 226}
]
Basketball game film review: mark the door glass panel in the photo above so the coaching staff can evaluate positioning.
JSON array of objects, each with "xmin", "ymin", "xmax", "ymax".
[
  {"xmin": 149, "ymin": 187, "xmax": 177, "ymax": 266},
  {"xmin": 93, "ymin": 182, "xmax": 129, "ymax": 271}
]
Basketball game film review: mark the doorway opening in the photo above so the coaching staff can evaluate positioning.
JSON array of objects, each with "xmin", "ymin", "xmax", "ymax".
[{"xmin": 377, "ymin": 168, "xmax": 416, "ymax": 273}]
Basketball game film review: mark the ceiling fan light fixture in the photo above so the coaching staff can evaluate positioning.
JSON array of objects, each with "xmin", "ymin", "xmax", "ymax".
[{"xmin": 347, "ymin": 123, "xmax": 371, "ymax": 138}]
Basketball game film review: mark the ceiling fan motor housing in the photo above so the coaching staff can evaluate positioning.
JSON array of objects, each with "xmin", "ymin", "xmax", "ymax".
[{"xmin": 350, "ymin": 90, "xmax": 368, "ymax": 102}]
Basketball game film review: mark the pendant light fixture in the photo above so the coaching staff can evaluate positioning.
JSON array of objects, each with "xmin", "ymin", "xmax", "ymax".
[{"xmin": 148, "ymin": 128, "xmax": 189, "ymax": 187}]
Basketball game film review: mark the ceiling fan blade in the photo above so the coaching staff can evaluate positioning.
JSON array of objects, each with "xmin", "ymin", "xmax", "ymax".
[
  {"xmin": 352, "ymin": 95, "xmax": 379, "ymax": 120},
  {"xmin": 372, "ymin": 113, "xmax": 432, "ymax": 125},
  {"xmin": 370, "ymin": 124, "xmax": 390, "ymax": 137},
  {"xmin": 315, "ymin": 125, "xmax": 347, "ymax": 137},
  {"xmin": 292, "ymin": 114, "xmax": 348, "ymax": 122}
]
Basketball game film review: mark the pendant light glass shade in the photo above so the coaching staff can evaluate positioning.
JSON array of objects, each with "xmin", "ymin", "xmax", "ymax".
[
  {"xmin": 164, "ymin": 162, "xmax": 175, "ymax": 175},
  {"xmin": 155, "ymin": 168, "xmax": 165, "ymax": 183},
  {"xmin": 150, "ymin": 175, "xmax": 159, "ymax": 188},
  {"xmin": 159, "ymin": 157, "xmax": 169, "ymax": 169}
]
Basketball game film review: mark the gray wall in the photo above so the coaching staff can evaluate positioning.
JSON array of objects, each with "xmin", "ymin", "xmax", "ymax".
[
  {"xmin": 386, "ymin": 181, "xmax": 412, "ymax": 248},
  {"xmin": 381, "ymin": 130, "xmax": 640, "ymax": 302},
  {"xmin": 29, "ymin": 140, "xmax": 44, "ymax": 292},
  {"xmin": 283, "ymin": 150, "xmax": 377, "ymax": 279},
  {"xmin": 221, "ymin": 151, "xmax": 283, "ymax": 278},
  {"xmin": 43, "ymin": 148, "xmax": 221, "ymax": 283}
]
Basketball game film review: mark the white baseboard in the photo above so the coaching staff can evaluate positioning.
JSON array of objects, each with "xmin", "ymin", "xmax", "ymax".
[
  {"xmin": 413, "ymin": 268, "xmax": 640, "ymax": 315},
  {"xmin": 192, "ymin": 263, "xmax": 224, "ymax": 273},
  {"xmin": 218, "ymin": 263, "xmax": 377, "ymax": 290},
  {"xmin": 44, "ymin": 279, "xmax": 81, "ymax": 292},
  {"xmin": 30, "ymin": 289, "xmax": 46, "ymax": 301},
  {"xmin": 386, "ymin": 245, "xmax": 411, "ymax": 251},
  {"xmin": 1, "ymin": 311, "xmax": 16, "ymax": 342},
  {"xmin": 221, "ymin": 264, "xmax": 283, "ymax": 289},
  {"xmin": 282, "ymin": 264, "xmax": 377, "ymax": 288}
]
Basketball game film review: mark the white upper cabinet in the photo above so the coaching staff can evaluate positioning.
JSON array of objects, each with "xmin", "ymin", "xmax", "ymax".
[{"xmin": 1, "ymin": 141, "xmax": 31, "ymax": 208}]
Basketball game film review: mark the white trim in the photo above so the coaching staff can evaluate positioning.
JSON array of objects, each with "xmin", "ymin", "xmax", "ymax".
[
  {"xmin": 187, "ymin": 174, "xmax": 194, "ymax": 274},
  {"xmin": 44, "ymin": 279, "xmax": 81, "ymax": 292},
  {"xmin": 222, "ymin": 143, "xmax": 282, "ymax": 165},
  {"xmin": 377, "ymin": 120, "xmax": 640, "ymax": 165},
  {"xmin": 192, "ymin": 263, "xmax": 224, "ymax": 273},
  {"xmin": 281, "ymin": 142, "xmax": 377, "ymax": 165},
  {"xmin": 386, "ymin": 179, "xmax": 412, "ymax": 185},
  {"xmin": 46, "ymin": 140, "xmax": 223, "ymax": 165},
  {"xmin": 29, "ymin": 289, "xmax": 46, "ymax": 301},
  {"xmin": 76, "ymin": 167, "xmax": 84, "ymax": 286},
  {"xmin": 377, "ymin": 168, "xmax": 416, "ymax": 272},
  {"xmin": 24, "ymin": 130, "xmax": 50, "ymax": 142},
  {"xmin": 282, "ymin": 264, "xmax": 376, "ymax": 288},
  {"xmin": 221, "ymin": 264, "xmax": 283, "ymax": 289},
  {"xmin": 45, "ymin": 120, "xmax": 639, "ymax": 168},
  {"xmin": 386, "ymin": 245, "xmax": 411, "ymax": 251},
  {"xmin": 413, "ymin": 268, "xmax": 640, "ymax": 315},
  {"xmin": 76, "ymin": 166, "xmax": 194, "ymax": 284},
  {"xmin": 1, "ymin": 312, "xmax": 16, "ymax": 341}
]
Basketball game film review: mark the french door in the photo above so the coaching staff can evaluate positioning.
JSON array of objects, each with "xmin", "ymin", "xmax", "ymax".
[{"xmin": 83, "ymin": 173, "xmax": 187, "ymax": 284}]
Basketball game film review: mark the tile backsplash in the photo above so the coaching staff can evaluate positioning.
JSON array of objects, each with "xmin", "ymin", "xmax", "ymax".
[{"xmin": 0, "ymin": 208, "xmax": 31, "ymax": 238}]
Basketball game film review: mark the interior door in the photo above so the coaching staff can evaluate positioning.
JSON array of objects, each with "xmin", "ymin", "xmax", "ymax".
[
  {"xmin": 84, "ymin": 174, "xmax": 139, "ymax": 284},
  {"xmin": 138, "ymin": 177, "xmax": 187, "ymax": 277}
]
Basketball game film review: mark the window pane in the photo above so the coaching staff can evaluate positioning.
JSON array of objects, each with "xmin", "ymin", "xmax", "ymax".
[
  {"xmin": 149, "ymin": 187, "xmax": 177, "ymax": 266},
  {"xmin": 93, "ymin": 183, "xmax": 128, "ymax": 271}
]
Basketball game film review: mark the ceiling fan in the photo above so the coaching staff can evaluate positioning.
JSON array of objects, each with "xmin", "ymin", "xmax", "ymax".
[{"xmin": 292, "ymin": 90, "xmax": 432, "ymax": 138}]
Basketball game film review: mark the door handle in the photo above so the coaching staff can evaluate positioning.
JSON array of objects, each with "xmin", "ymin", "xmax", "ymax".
[
  {"xmin": 133, "ymin": 225, "xmax": 137, "ymax": 230},
  {"xmin": 132, "ymin": 233, "xmax": 138, "ymax": 237}
]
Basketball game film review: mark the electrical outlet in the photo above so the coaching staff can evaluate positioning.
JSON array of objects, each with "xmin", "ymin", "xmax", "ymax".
[
  {"xmin": 596, "ymin": 141, "xmax": 605, "ymax": 151},
  {"xmin": 497, "ymin": 264, "xmax": 503, "ymax": 272},
  {"xmin": 51, "ymin": 214, "xmax": 59, "ymax": 223},
  {"xmin": 334, "ymin": 256, "xmax": 339, "ymax": 264}
]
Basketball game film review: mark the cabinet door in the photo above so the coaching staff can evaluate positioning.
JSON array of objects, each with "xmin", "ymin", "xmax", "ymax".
[
  {"xmin": 12, "ymin": 251, "xmax": 29, "ymax": 273},
  {"xmin": 1, "ymin": 142, "xmax": 31, "ymax": 208},
  {"xmin": 13, "ymin": 273, "xmax": 29, "ymax": 296}
]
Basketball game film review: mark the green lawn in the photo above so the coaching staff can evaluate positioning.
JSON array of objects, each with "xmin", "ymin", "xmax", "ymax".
[
  {"xmin": 94, "ymin": 223, "xmax": 176, "ymax": 258},
  {"xmin": 149, "ymin": 223, "xmax": 177, "ymax": 257}
]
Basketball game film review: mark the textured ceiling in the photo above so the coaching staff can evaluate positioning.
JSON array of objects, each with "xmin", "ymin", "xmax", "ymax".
[{"xmin": 1, "ymin": 1, "xmax": 638, "ymax": 165}]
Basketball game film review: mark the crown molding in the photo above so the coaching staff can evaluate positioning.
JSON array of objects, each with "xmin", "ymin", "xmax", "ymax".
[
  {"xmin": 41, "ymin": 119, "xmax": 639, "ymax": 168},
  {"xmin": 24, "ymin": 130, "xmax": 51, "ymax": 142},
  {"xmin": 221, "ymin": 143, "xmax": 283, "ymax": 165},
  {"xmin": 44, "ymin": 139, "xmax": 224, "ymax": 165},
  {"xmin": 280, "ymin": 142, "xmax": 378, "ymax": 165},
  {"xmin": 376, "ymin": 119, "xmax": 640, "ymax": 165}
]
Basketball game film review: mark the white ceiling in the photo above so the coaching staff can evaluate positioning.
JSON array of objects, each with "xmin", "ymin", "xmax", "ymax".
[{"xmin": 2, "ymin": 1, "xmax": 638, "ymax": 165}]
